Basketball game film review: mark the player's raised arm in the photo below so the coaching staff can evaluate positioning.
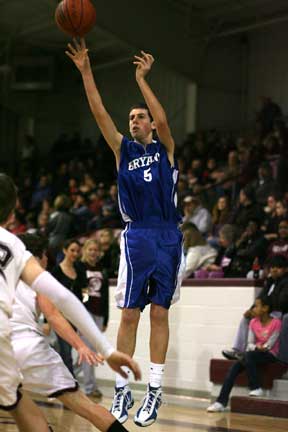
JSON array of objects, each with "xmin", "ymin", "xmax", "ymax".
[
  {"xmin": 134, "ymin": 51, "xmax": 175, "ymax": 165},
  {"xmin": 66, "ymin": 38, "xmax": 123, "ymax": 162}
]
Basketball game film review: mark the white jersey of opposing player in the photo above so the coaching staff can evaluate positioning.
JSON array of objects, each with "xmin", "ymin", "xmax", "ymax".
[
  {"xmin": 10, "ymin": 281, "xmax": 44, "ymax": 335},
  {"xmin": 0, "ymin": 227, "xmax": 31, "ymax": 316}
]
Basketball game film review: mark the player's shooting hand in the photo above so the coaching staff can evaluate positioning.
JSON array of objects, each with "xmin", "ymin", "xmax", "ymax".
[
  {"xmin": 65, "ymin": 38, "xmax": 91, "ymax": 73},
  {"xmin": 77, "ymin": 344, "xmax": 104, "ymax": 366},
  {"xmin": 106, "ymin": 351, "xmax": 142, "ymax": 381},
  {"xmin": 134, "ymin": 51, "xmax": 154, "ymax": 81}
]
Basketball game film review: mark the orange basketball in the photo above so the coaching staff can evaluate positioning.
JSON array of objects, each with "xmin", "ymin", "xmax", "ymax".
[{"xmin": 55, "ymin": 0, "xmax": 96, "ymax": 37}]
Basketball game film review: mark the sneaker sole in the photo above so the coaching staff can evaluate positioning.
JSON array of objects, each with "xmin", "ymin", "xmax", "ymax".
[{"xmin": 134, "ymin": 418, "xmax": 156, "ymax": 427}]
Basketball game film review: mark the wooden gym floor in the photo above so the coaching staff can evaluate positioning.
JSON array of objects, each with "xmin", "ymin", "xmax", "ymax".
[{"xmin": 1, "ymin": 396, "xmax": 288, "ymax": 432}]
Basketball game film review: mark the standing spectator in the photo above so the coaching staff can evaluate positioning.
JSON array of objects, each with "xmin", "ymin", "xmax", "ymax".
[
  {"xmin": 80, "ymin": 239, "xmax": 109, "ymax": 398},
  {"xmin": 207, "ymin": 296, "xmax": 281, "ymax": 412},
  {"xmin": 51, "ymin": 239, "xmax": 87, "ymax": 375},
  {"xmin": 46, "ymin": 194, "xmax": 76, "ymax": 259},
  {"xmin": 182, "ymin": 195, "xmax": 212, "ymax": 236}
]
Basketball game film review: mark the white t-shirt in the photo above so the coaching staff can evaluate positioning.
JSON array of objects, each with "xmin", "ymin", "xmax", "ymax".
[
  {"xmin": 10, "ymin": 281, "xmax": 43, "ymax": 335},
  {"xmin": 0, "ymin": 227, "xmax": 32, "ymax": 316}
]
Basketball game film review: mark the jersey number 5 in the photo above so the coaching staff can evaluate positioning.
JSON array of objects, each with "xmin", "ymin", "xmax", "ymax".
[{"xmin": 144, "ymin": 168, "xmax": 152, "ymax": 182}]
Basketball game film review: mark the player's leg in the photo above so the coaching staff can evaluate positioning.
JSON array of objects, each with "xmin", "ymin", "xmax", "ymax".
[
  {"xmin": 112, "ymin": 228, "xmax": 151, "ymax": 423},
  {"xmin": 134, "ymin": 227, "xmax": 183, "ymax": 427},
  {"xmin": 117, "ymin": 308, "xmax": 141, "ymax": 357},
  {"xmin": 10, "ymin": 393, "xmax": 51, "ymax": 432},
  {"xmin": 0, "ymin": 310, "xmax": 50, "ymax": 432},
  {"xmin": 110, "ymin": 307, "xmax": 140, "ymax": 423},
  {"xmin": 58, "ymin": 389, "xmax": 129, "ymax": 431},
  {"xmin": 150, "ymin": 304, "xmax": 169, "ymax": 364},
  {"xmin": 133, "ymin": 304, "xmax": 166, "ymax": 427}
]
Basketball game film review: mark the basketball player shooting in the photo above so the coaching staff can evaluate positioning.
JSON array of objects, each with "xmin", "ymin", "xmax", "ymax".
[{"xmin": 66, "ymin": 38, "xmax": 184, "ymax": 427}]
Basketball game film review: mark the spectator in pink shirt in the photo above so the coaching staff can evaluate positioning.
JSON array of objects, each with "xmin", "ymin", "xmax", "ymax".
[{"xmin": 207, "ymin": 296, "xmax": 281, "ymax": 412}]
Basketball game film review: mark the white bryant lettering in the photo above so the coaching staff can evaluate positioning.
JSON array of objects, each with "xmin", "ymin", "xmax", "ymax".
[{"xmin": 127, "ymin": 153, "xmax": 160, "ymax": 171}]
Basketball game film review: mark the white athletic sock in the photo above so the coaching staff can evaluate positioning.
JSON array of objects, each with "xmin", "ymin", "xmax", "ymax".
[
  {"xmin": 115, "ymin": 367, "xmax": 131, "ymax": 388},
  {"xmin": 149, "ymin": 362, "xmax": 165, "ymax": 388}
]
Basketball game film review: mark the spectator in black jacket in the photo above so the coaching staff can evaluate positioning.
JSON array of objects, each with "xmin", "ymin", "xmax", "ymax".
[{"xmin": 229, "ymin": 186, "xmax": 265, "ymax": 230}]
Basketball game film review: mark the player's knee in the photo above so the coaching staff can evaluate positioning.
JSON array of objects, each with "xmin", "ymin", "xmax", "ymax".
[
  {"xmin": 150, "ymin": 304, "xmax": 168, "ymax": 326},
  {"xmin": 121, "ymin": 308, "xmax": 140, "ymax": 328}
]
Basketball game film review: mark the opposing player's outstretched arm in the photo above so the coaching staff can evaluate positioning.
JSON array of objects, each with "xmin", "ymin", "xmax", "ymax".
[
  {"xmin": 66, "ymin": 38, "xmax": 122, "ymax": 162},
  {"xmin": 134, "ymin": 51, "xmax": 175, "ymax": 165},
  {"xmin": 21, "ymin": 257, "xmax": 141, "ymax": 380},
  {"xmin": 37, "ymin": 293, "xmax": 102, "ymax": 366}
]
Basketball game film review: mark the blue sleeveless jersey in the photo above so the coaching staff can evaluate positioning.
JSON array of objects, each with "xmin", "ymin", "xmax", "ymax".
[{"xmin": 117, "ymin": 136, "xmax": 182, "ymax": 225}]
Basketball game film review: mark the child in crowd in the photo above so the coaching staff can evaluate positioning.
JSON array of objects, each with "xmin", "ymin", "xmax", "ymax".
[{"xmin": 207, "ymin": 295, "xmax": 281, "ymax": 412}]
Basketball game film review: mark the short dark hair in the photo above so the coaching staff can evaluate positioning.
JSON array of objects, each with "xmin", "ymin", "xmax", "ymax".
[
  {"xmin": 129, "ymin": 102, "xmax": 153, "ymax": 122},
  {"xmin": 17, "ymin": 233, "xmax": 48, "ymax": 259},
  {"xmin": 0, "ymin": 173, "xmax": 17, "ymax": 224}
]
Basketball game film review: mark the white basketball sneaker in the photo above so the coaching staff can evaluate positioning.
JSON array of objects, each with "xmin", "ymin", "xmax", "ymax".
[
  {"xmin": 134, "ymin": 385, "xmax": 162, "ymax": 427},
  {"xmin": 110, "ymin": 385, "xmax": 134, "ymax": 424}
]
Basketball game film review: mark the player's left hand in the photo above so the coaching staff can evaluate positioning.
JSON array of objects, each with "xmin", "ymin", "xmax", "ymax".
[
  {"xmin": 106, "ymin": 351, "xmax": 142, "ymax": 381},
  {"xmin": 134, "ymin": 51, "xmax": 154, "ymax": 80},
  {"xmin": 77, "ymin": 345, "xmax": 105, "ymax": 366}
]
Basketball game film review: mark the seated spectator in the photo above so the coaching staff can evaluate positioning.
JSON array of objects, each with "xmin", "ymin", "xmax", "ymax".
[
  {"xmin": 222, "ymin": 255, "xmax": 288, "ymax": 361},
  {"xmin": 7, "ymin": 211, "xmax": 27, "ymax": 235},
  {"xmin": 262, "ymin": 197, "xmax": 286, "ymax": 241},
  {"xmin": 37, "ymin": 211, "xmax": 49, "ymax": 237},
  {"xmin": 30, "ymin": 174, "xmax": 52, "ymax": 213},
  {"xmin": 182, "ymin": 195, "xmax": 212, "ymax": 236},
  {"xmin": 229, "ymin": 185, "xmax": 265, "ymax": 230},
  {"xmin": 228, "ymin": 219, "xmax": 267, "ymax": 277},
  {"xmin": 182, "ymin": 223, "xmax": 217, "ymax": 278},
  {"xmin": 222, "ymin": 150, "xmax": 240, "ymax": 184},
  {"xmin": 237, "ymin": 144, "xmax": 258, "ymax": 187},
  {"xmin": 68, "ymin": 177, "xmax": 79, "ymax": 203},
  {"xmin": 71, "ymin": 192, "xmax": 94, "ymax": 233},
  {"xmin": 266, "ymin": 219, "xmax": 288, "ymax": 262},
  {"xmin": 98, "ymin": 228, "xmax": 120, "ymax": 278},
  {"xmin": 102, "ymin": 184, "xmax": 122, "ymax": 226},
  {"xmin": 79, "ymin": 173, "xmax": 97, "ymax": 195},
  {"xmin": 207, "ymin": 296, "xmax": 281, "ymax": 412},
  {"xmin": 251, "ymin": 162, "xmax": 278, "ymax": 206},
  {"xmin": 194, "ymin": 224, "xmax": 238, "ymax": 279},
  {"xmin": 208, "ymin": 196, "xmax": 231, "ymax": 245}
]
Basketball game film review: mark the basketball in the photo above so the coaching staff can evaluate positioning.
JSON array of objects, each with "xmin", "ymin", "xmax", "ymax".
[{"xmin": 55, "ymin": 0, "xmax": 96, "ymax": 37}]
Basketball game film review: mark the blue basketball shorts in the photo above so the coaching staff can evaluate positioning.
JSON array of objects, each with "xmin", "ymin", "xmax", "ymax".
[{"xmin": 115, "ymin": 223, "xmax": 184, "ymax": 310}]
